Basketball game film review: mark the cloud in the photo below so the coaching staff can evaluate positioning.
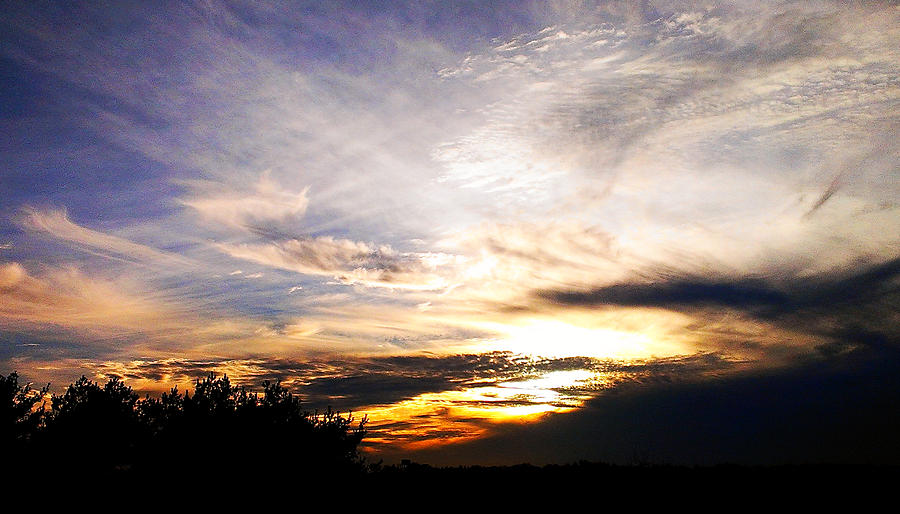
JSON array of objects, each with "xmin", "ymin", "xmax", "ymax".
[
  {"xmin": 0, "ymin": 260, "xmax": 291, "ymax": 360},
  {"xmin": 78, "ymin": 350, "xmax": 735, "ymax": 407},
  {"xmin": 217, "ymin": 237, "xmax": 455, "ymax": 290},
  {"xmin": 431, "ymin": 1, "xmax": 900, "ymax": 235},
  {"xmin": 448, "ymin": 221, "xmax": 624, "ymax": 287},
  {"xmin": 17, "ymin": 207, "xmax": 192, "ymax": 268},
  {"xmin": 538, "ymin": 257, "xmax": 900, "ymax": 316},
  {"xmin": 424, "ymin": 0, "xmax": 900, "ymax": 332},
  {"xmin": 181, "ymin": 171, "xmax": 310, "ymax": 229},
  {"xmin": 0, "ymin": 262, "xmax": 27, "ymax": 289},
  {"xmin": 533, "ymin": 256, "xmax": 900, "ymax": 360},
  {"xmin": 20, "ymin": 342, "xmax": 899, "ymax": 463},
  {"xmin": 0, "ymin": 261, "xmax": 175, "ymax": 343},
  {"xmin": 540, "ymin": 279, "xmax": 792, "ymax": 310},
  {"xmin": 401, "ymin": 346, "xmax": 900, "ymax": 466}
]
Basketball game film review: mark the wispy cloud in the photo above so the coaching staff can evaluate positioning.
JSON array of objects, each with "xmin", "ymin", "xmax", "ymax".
[
  {"xmin": 17, "ymin": 207, "xmax": 193, "ymax": 268},
  {"xmin": 0, "ymin": 261, "xmax": 180, "ymax": 348},
  {"xmin": 181, "ymin": 171, "xmax": 310, "ymax": 230},
  {"xmin": 217, "ymin": 238, "xmax": 455, "ymax": 290},
  {"xmin": 0, "ymin": 258, "xmax": 303, "ymax": 361}
]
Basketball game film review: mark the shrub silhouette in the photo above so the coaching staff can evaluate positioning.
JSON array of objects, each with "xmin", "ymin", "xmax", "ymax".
[{"xmin": 6, "ymin": 371, "xmax": 366, "ymax": 479}]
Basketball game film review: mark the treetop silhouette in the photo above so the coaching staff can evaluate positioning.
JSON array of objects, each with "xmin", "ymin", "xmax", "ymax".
[{"xmin": 3, "ymin": 371, "xmax": 367, "ymax": 478}]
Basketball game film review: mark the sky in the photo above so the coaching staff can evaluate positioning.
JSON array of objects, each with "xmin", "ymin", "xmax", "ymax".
[{"xmin": 2, "ymin": 0, "xmax": 899, "ymax": 465}]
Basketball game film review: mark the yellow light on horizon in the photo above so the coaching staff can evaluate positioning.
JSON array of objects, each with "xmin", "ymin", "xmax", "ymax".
[
  {"xmin": 479, "ymin": 318, "xmax": 678, "ymax": 360},
  {"xmin": 357, "ymin": 367, "xmax": 623, "ymax": 453}
]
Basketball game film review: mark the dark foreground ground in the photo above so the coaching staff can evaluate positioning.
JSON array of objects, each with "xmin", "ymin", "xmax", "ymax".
[
  {"xmin": 369, "ymin": 460, "xmax": 897, "ymax": 489},
  {"xmin": 7, "ymin": 453, "xmax": 896, "ymax": 511},
  {"xmin": 19, "ymin": 460, "xmax": 897, "ymax": 498}
]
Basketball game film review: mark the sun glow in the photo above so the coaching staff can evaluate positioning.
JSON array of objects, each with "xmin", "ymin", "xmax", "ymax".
[
  {"xmin": 358, "ymin": 367, "xmax": 623, "ymax": 453},
  {"xmin": 479, "ymin": 319, "xmax": 683, "ymax": 360}
]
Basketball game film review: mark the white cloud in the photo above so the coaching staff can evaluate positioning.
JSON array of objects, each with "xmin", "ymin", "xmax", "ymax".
[
  {"xmin": 217, "ymin": 237, "xmax": 454, "ymax": 290},
  {"xmin": 181, "ymin": 171, "xmax": 310, "ymax": 229},
  {"xmin": 429, "ymin": 2, "xmax": 900, "ymax": 279}
]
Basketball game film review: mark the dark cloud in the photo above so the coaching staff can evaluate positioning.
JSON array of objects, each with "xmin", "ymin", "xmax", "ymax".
[
  {"xmin": 804, "ymin": 172, "xmax": 843, "ymax": 218},
  {"xmin": 535, "ymin": 257, "xmax": 900, "ymax": 353},
  {"xmin": 541, "ymin": 279, "xmax": 792, "ymax": 310},
  {"xmin": 300, "ymin": 374, "xmax": 456, "ymax": 409},
  {"xmin": 401, "ymin": 346, "xmax": 900, "ymax": 466},
  {"xmin": 311, "ymin": 352, "xmax": 739, "ymax": 409},
  {"xmin": 80, "ymin": 351, "xmax": 737, "ymax": 412}
]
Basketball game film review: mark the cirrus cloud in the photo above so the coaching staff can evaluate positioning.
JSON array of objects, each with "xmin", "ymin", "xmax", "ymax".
[{"xmin": 181, "ymin": 171, "xmax": 310, "ymax": 230}]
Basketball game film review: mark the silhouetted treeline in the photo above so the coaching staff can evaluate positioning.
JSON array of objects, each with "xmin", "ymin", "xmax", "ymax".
[{"xmin": 2, "ymin": 371, "xmax": 367, "ymax": 480}]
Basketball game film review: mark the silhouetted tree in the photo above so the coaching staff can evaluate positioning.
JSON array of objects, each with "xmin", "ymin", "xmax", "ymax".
[
  {"xmin": 1, "ymin": 372, "xmax": 46, "ymax": 448},
  {"xmin": 5, "ymin": 371, "xmax": 367, "ymax": 480},
  {"xmin": 137, "ymin": 374, "xmax": 367, "ymax": 477},
  {"xmin": 39, "ymin": 375, "xmax": 145, "ymax": 473}
]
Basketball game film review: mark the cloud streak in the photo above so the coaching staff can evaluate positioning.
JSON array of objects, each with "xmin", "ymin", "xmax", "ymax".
[
  {"xmin": 0, "ymin": 261, "xmax": 181, "ymax": 349},
  {"xmin": 217, "ymin": 238, "xmax": 455, "ymax": 290},
  {"xmin": 181, "ymin": 172, "xmax": 310, "ymax": 230},
  {"xmin": 18, "ymin": 208, "xmax": 193, "ymax": 268}
]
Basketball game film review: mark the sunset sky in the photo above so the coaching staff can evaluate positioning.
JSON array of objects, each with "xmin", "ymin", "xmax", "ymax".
[{"xmin": 2, "ymin": 0, "xmax": 899, "ymax": 465}]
